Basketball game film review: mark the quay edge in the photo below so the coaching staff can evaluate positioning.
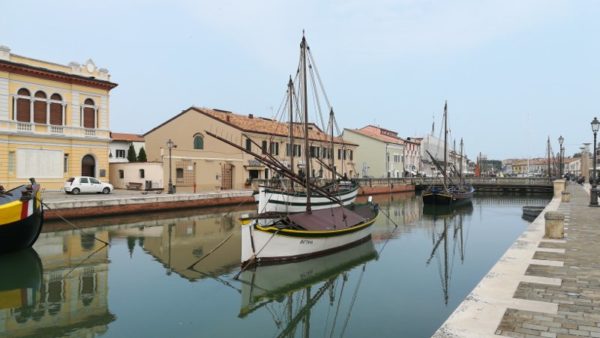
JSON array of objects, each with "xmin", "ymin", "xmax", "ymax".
[
  {"xmin": 43, "ymin": 190, "xmax": 255, "ymax": 221},
  {"xmin": 432, "ymin": 182, "xmax": 592, "ymax": 338},
  {"xmin": 41, "ymin": 183, "xmax": 414, "ymax": 221}
]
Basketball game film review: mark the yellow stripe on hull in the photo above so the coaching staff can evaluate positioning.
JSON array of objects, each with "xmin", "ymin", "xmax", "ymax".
[
  {"xmin": 255, "ymin": 217, "xmax": 377, "ymax": 236},
  {"xmin": 0, "ymin": 200, "xmax": 25, "ymax": 226}
]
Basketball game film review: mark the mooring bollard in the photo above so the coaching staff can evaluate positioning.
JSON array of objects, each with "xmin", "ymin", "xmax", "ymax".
[
  {"xmin": 561, "ymin": 191, "xmax": 571, "ymax": 203},
  {"xmin": 553, "ymin": 179, "xmax": 565, "ymax": 198},
  {"xmin": 544, "ymin": 211, "xmax": 564, "ymax": 239}
]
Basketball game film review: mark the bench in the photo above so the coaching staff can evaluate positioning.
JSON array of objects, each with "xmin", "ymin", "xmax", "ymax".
[{"xmin": 126, "ymin": 182, "xmax": 143, "ymax": 190}]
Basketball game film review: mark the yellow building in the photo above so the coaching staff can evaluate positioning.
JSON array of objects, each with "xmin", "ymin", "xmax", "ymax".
[{"xmin": 0, "ymin": 46, "xmax": 118, "ymax": 190}]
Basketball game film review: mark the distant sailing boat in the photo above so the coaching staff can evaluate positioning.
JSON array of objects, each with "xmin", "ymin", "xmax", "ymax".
[
  {"xmin": 422, "ymin": 102, "xmax": 474, "ymax": 205},
  {"xmin": 207, "ymin": 34, "xmax": 379, "ymax": 267}
]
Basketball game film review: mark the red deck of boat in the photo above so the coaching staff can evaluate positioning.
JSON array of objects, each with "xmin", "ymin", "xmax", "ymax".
[{"xmin": 287, "ymin": 205, "xmax": 374, "ymax": 231}]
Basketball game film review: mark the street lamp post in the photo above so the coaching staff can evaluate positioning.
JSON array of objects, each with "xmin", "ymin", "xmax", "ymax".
[
  {"xmin": 167, "ymin": 139, "xmax": 177, "ymax": 194},
  {"xmin": 558, "ymin": 135, "xmax": 564, "ymax": 178},
  {"xmin": 590, "ymin": 117, "xmax": 599, "ymax": 207}
]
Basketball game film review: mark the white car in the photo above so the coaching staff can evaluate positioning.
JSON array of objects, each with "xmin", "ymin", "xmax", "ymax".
[{"xmin": 64, "ymin": 176, "xmax": 113, "ymax": 195}]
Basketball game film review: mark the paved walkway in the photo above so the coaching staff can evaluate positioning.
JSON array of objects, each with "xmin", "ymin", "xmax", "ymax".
[{"xmin": 434, "ymin": 183, "xmax": 600, "ymax": 338}]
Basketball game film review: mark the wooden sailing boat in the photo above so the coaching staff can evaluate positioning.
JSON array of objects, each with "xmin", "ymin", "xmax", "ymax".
[
  {"xmin": 0, "ymin": 180, "xmax": 44, "ymax": 254},
  {"xmin": 208, "ymin": 34, "xmax": 379, "ymax": 267},
  {"xmin": 422, "ymin": 102, "xmax": 474, "ymax": 205},
  {"xmin": 254, "ymin": 47, "xmax": 359, "ymax": 214}
]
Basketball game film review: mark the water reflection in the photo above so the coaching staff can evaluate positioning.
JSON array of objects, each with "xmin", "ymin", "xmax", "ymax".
[
  {"xmin": 0, "ymin": 232, "xmax": 113, "ymax": 338},
  {"xmin": 1, "ymin": 193, "xmax": 552, "ymax": 338},
  {"xmin": 114, "ymin": 212, "xmax": 243, "ymax": 280},
  {"xmin": 422, "ymin": 203, "xmax": 474, "ymax": 305},
  {"xmin": 238, "ymin": 240, "xmax": 378, "ymax": 337}
]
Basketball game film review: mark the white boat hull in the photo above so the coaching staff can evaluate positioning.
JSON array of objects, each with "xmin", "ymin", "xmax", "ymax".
[
  {"xmin": 241, "ymin": 217, "xmax": 376, "ymax": 265},
  {"xmin": 256, "ymin": 185, "xmax": 359, "ymax": 214}
]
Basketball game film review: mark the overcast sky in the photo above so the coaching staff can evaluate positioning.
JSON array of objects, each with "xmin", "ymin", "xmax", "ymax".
[{"xmin": 2, "ymin": 0, "xmax": 599, "ymax": 160}]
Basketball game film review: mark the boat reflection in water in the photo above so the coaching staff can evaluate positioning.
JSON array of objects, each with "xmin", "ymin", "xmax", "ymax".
[
  {"xmin": 0, "ymin": 249, "xmax": 43, "ymax": 324},
  {"xmin": 0, "ymin": 230, "xmax": 114, "ymax": 338},
  {"xmin": 422, "ymin": 202, "xmax": 474, "ymax": 305},
  {"xmin": 238, "ymin": 240, "xmax": 378, "ymax": 337}
]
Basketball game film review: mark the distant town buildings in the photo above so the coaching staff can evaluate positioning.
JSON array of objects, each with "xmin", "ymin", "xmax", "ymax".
[{"xmin": 342, "ymin": 125, "xmax": 406, "ymax": 178}]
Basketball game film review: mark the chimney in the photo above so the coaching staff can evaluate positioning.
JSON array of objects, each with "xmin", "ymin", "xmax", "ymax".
[{"xmin": 249, "ymin": 114, "xmax": 253, "ymax": 119}]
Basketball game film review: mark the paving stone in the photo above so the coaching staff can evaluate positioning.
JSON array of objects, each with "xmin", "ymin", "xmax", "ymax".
[{"xmin": 493, "ymin": 185, "xmax": 600, "ymax": 338}]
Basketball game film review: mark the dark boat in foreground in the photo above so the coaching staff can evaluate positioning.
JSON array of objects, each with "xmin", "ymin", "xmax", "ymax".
[{"xmin": 0, "ymin": 180, "xmax": 43, "ymax": 254}]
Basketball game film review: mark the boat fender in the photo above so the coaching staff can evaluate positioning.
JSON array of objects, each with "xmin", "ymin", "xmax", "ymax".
[{"xmin": 368, "ymin": 196, "xmax": 373, "ymax": 204}]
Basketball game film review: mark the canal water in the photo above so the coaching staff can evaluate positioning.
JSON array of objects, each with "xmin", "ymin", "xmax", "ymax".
[{"xmin": 1, "ymin": 193, "xmax": 550, "ymax": 338}]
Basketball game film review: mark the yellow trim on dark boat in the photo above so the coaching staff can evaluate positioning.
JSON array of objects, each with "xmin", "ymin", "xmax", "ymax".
[
  {"xmin": 0, "ymin": 200, "xmax": 25, "ymax": 226},
  {"xmin": 255, "ymin": 217, "xmax": 377, "ymax": 235},
  {"xmin": 0, "ymin": 189, "xmax": 41, "ymax": 226}
]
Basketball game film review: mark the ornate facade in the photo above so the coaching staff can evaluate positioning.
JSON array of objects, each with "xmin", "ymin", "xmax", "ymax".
[{"xmin": 0, "ymin": 46, "xmax": 117, "ymax": 189}]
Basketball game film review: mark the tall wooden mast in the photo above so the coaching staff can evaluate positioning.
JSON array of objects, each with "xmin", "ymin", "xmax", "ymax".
[
  {"xmin": 301, "ymin": 34, "xmax": 311, "ymax": 213},
  {"xmin": 288, "ymin": 76, "xmax": 295, "ymax": 190},
  {"xmin": 443, "ymin": 101, "xmax": 448, "ymax": 190},
  {"xmin": 329, "ymin": 108, "xmax": 335, "ymax": 181},
  {"xmin": 460, "ymin": 138, "xmax": 464, "ymax": 185}
]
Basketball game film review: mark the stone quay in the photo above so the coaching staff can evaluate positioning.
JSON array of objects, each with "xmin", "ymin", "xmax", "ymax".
[{"xmin": 434, "ymin": 183, "xmax": 600, "ymax": 338}]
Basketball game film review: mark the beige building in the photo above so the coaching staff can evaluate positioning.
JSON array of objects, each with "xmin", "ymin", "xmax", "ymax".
[
  {"xmin": 0, "ymin": 46, "xmax": 117, "ymax": 190},
  {"xmin": 342, "ymin": 125, "xmax": 405, "ymax": 178},
  {"xmin": 109, "ymin": 161, "xmax": 163, "ymax": 190},
  {"xmin": 144, "ymin": 107, "xmax": 358, "ymax": 193}
]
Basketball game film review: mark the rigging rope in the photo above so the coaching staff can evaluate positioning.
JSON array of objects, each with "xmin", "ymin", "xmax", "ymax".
[{"xmin": 41, "ymin": 200, "xmax": 110, "ymax": 246}]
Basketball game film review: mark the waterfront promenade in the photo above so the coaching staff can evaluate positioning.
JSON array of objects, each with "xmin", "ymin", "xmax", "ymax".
[
  {"xmin": 42, "ymin": 189, "xmax": 255, "ymax": 220},
  {"xmin": 434, "ymin": 183, "xmax": 600, "ymax": 338}
]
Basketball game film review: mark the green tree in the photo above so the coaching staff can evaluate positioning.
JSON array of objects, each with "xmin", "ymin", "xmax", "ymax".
[
  {"xmin": 137, "ymin": 146, "xmax": 147, "ymax": 162},
  {"xmin": 127, "ymin": 144, "xmax": 137, "ymax": 162}
]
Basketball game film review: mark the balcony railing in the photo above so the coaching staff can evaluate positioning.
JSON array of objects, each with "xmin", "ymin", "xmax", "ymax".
[
  {"xmin": 0, "ymin": 120, "xmax": 110, "ymax": 139},
  {"xmin": 17, "ymin": 122, "xmax": 32, "ymax": 132},
  {"xmin": 50, "ymin": 125, "xmax": 64, "ymax": 134}
]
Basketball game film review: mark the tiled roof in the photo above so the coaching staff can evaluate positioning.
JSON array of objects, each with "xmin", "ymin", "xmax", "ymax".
[
  {"xmin": 111, "ymin": 132, "xmax": 145, "ymax": 142},
  {"xmin": 192, "ymin": 107, "xmax": 356, "ymax": 146},
  {"xmin": 350, "ymin": 125, "xmax": 404, "ymax": 145}
]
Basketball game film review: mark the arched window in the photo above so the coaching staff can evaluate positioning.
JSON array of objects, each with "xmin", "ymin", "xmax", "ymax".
[
  {"xmin": 33, "ymin": 91, "xmax": 47, "ymax": 124},
  {"xmin": 83, "ymin": 98, "xmax": 95, "ymax": 128},
  {"xmin": 16, "ymin": 88, "xmax": 31, "ymax": 122},
  {"xmin": 50, "ymin": 93, "xmax": 63, "ymax": 125},
  {"xmin": 193, "ymin": 134, "xmax": 204, "ymax": 150}
]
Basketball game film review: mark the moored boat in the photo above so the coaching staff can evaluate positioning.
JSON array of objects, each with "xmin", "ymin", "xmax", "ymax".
[
  {"xmin": 422, "ymin": 102, "xmax": 474, "ymax": 206},
  {"xmin": 0, "ymin": 180, "xmax": 44, "ymax": 254},
  {"xmin": 241, "ymin": 202, "xmax": 378, "ymax": 266},
  {"xmin": 255, "ymin": 181, "xmax": 359, "ymax": 213}
]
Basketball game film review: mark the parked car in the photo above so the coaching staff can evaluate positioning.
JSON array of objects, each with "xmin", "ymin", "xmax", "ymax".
[{"xmin": 64, "ymin": 176, "xmax": 113, "ymax": 195}]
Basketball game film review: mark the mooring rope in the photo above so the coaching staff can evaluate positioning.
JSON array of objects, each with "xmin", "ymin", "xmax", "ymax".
[
  {"xmin": 187, "ymin": 233, "xmax": 234, "ymax": 270},
  {"xmin": 233, "ymin": 228, "xmax": 281, "ymax": 280},
  {"xmin": 40, "ymin": 200, "xmax": 110, "ymax": 246}
]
